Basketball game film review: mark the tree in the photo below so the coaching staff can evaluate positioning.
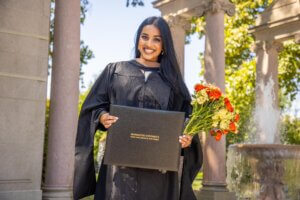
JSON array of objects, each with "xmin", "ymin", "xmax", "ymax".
[{"xmin": 188, "ymin": 0, "xmax": 300, "ymax": 144}]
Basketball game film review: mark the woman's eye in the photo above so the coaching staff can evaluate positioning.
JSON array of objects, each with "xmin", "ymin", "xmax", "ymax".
[
  {"xmin": 153, "ymin": 38, "xmax": 161, "ymax": 43},
  {"xmin": 141, "ymin": 35, "xmax": 148, "ymax": 40}
]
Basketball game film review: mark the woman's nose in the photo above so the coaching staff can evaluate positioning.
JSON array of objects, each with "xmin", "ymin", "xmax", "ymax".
[
  {"xmin": 145, "ymin": 39, "xmax": 154, "ymax": 47},
  {"xmin": 145, "ymin": 40, "xmax": 151, "ymax": 47}
]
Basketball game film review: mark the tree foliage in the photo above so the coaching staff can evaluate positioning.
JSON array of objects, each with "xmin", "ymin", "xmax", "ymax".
[
  {"xmin": 281, "ymin": 115, "xmax": 300, "ymax": 145},
  {"xmin": 278, "ymin": 41, "xmax": 300, "ymax": 109},
  {"xmin": 188, "ymin": 0, "xmax": 300, "ymax": 144}
]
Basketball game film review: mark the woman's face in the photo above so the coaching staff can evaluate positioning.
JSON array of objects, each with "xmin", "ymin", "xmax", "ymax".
[{"xmin": 138, "ymin": 25, "xmax": 163, "ymax": 63}]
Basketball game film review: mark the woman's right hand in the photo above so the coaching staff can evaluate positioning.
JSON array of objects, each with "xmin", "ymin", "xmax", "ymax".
[{"xmin": 99, "ymin": 113, "xmax": 118, "ymax": 129}]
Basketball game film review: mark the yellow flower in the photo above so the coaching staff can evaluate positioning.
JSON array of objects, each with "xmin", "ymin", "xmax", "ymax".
[
  {"xmin": 212, "ymin": 121, "xmax": 218, "ymax": 128},
  {"xmin": 212, "ymin": 109, "xmax": 235, "ymax": 129},
  {"xmin": 220, "ymin": 119, "xmax": 230, "ymax": 130},
  {"xmin": 215, "ymin": 109, "xmax": 228, "ymax": 119},
  {"xmin": 196, "ymin": 90, "xmax": 209, "ymax": 104}
]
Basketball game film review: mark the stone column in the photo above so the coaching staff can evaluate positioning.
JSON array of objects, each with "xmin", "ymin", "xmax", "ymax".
[
  {"xmin": 295, "ymin": 34, "xmax": 300, "ymax": 44},
  {"xmin": 254, "ymin": 40, "xmax": 283, "ymax": 143},
  {"xmin": 166, "ymin": 15, "xmax": 190, "ymax": 77},
  {"xmin": 42, "ymin": 0, "xmax": 80, "ymax": 199},
  {"xmin": 196, "ymin": 0, "xmax": 236, "ymax": 199}
]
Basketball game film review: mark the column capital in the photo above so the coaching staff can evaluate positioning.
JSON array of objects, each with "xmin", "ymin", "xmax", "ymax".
[
  {"xmin": 164, "ymin": 15, "xmax": 191, "ymax": 32},
  {"xmin": 265, "ymin": 40, "xmax": 284, "ymax": 53},
  {"xmin": 192, "ymin": 0, "xmax": 235, "ymax": 17},
  {"xmin": 252, "ymin": 40, "xmax": 283, "ymax": 54}
]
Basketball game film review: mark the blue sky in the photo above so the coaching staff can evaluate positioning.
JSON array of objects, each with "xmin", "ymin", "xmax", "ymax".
[{"xmin": 79, "ymin": 0, "xmax": 204, "ymax": 93}]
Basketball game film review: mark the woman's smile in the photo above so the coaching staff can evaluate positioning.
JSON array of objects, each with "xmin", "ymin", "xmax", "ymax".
[{"xmin": 143, "ymin": 48, "xmax": 155, "ymax": 54}]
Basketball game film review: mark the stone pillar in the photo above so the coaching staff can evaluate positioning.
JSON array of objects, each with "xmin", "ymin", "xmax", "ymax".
[
  {"xmin": 295, "ymin": 34, "xmax": 300, "ymax": 44},
  {"xmin": 0, "ymin": 1, "xmax": 50, "ymax": 199},
  {"xmin": 166, "ymin": 15, "xmax": 190, "ymax": 77},
  {"xmin": 42, "ymin": 0, "xmax": 80, "ymax": 199},
  {"xmin": 196, "ymin": 0, "xmax": 236, "ymax": 199},
  {"xmin": 253, "ymin": 40, "xmax": 283, "ymax": 143}
]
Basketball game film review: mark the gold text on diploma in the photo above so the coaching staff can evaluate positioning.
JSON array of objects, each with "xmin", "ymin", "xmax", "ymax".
[{"xmin": 130, "ymin": 133, "xmax": 160, "ymax": 141}]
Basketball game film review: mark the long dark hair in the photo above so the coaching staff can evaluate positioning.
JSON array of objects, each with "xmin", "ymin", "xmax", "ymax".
[{"xmin": 134, "ymin": 16, "xmax": 191, "ymax": 102}]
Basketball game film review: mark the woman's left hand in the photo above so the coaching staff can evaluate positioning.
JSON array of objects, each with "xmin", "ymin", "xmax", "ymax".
[{"xmin": 179, "ymin": 135, "xmax": 192, "ymax": 148}]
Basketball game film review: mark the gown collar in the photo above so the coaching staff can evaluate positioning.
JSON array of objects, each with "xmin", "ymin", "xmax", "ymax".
[{"xmin": 129, "ymin": 59, "xmax": 160, "ymax": 72}]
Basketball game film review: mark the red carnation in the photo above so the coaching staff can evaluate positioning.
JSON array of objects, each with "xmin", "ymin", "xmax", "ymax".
[
  {"xmin": 215, "ymin": 130, "xmax": 222, "ymax": 141},
  {"xmin": 194, "ymin": 84, "xmax": 207, "ymax": 92},
  {"xmin": 229, "ymin": 122, "xmax": 236, "ymax": 132},
  {"xmin": 224, "ymin": 98, "xmax": 234, "ymax": 112},
  {"xmin": 207, "ymin": 89, "xmax": 222, "ymax": 100},
  {"xmin": 234, "ymin": 114, "xmax": 240, "ymax": 122}
]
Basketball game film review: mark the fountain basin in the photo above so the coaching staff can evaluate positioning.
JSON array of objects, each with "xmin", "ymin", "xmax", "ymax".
[{"xmin": 227, "ymin": 144, "xmax": 300, "ymax": 200}]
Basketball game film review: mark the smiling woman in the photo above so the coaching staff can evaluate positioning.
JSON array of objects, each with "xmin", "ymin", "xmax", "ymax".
[{"xmin": 73, "ymin": 16, "xmax": 203, "ymax": 200}]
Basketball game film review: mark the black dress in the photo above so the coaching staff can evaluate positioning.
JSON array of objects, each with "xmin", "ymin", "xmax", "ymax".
[{"xmin": 73, "ymin": 60, "xmax": 203, "ymax": 200}]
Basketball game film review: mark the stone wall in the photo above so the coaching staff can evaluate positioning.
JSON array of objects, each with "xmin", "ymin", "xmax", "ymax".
[{"xmin": 0, "ymin": 1, "xmax": 51, "ymax": 199}]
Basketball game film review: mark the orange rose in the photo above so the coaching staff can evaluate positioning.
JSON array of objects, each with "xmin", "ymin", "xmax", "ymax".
[
  {"xmin": 222, "ymin": 130, "xmax": 229, "ymax": 135},
  {"xmin": 194, "ymin": 84, "xmax": 207, "ymax": 92}
]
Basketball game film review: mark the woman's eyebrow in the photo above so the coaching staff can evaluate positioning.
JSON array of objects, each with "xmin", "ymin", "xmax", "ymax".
[{"xmin": 141, "ymin": 33, "xmax": 161, "ymax": 38}]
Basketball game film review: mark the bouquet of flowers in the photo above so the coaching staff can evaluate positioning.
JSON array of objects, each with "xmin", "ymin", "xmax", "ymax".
[{"xmin": 184, "ymin": 83, "xmax": 239, "ymax": 141}]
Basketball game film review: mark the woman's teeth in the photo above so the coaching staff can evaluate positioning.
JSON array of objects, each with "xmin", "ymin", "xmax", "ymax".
[{"xmin": 144, "ymin": 48, "xmax": 154, "ymax": 54}]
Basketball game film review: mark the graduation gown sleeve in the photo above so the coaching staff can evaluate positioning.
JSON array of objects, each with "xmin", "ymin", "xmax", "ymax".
[{"xmin": 73, "ymin": 63, "xmax": 115, "ymax": 200}]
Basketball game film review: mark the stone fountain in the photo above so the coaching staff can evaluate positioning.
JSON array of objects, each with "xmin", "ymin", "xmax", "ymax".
[
  {"xmin": 227, "ymin": 144, "xmax": 300, "ymax": 200},
  {"xmin": 226, "ymin": 80, "xmax": 300, "ymax": 200}
]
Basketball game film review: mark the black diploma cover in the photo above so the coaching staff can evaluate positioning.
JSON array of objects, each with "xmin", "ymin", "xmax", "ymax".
[{"xmin": 103, "ymin": 104, "xmax": 185, "ymax": 171}]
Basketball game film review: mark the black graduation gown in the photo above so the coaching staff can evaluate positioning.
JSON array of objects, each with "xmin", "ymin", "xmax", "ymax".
[{"xmin": 73, "ymin": 60, "xmax": 203, "ymax": 200}]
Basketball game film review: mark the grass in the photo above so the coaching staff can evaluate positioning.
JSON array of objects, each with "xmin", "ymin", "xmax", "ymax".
[{"xmin": 192, "ymin": 171, "xmax": 203, "ymax": 191}]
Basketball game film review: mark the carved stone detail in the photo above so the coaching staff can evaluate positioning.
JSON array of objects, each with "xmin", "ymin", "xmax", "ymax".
[
  {"xmin": 252, "ymin": 41, "xmax": 265, "ymax": 54},
  {"xmin": 265, "ymin": 40, "xmax": 284, "ymax": 53},
  {"xmin": 192, "ymin": 0, "xmax": 235, "ymax": 17},
  {"xmin": 253, "ymin": 40, "xmax": 283, "ymax": 53},
  {"xmin": 164, "ymin": 15, "xmax": 191, "ymax": 31}
]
